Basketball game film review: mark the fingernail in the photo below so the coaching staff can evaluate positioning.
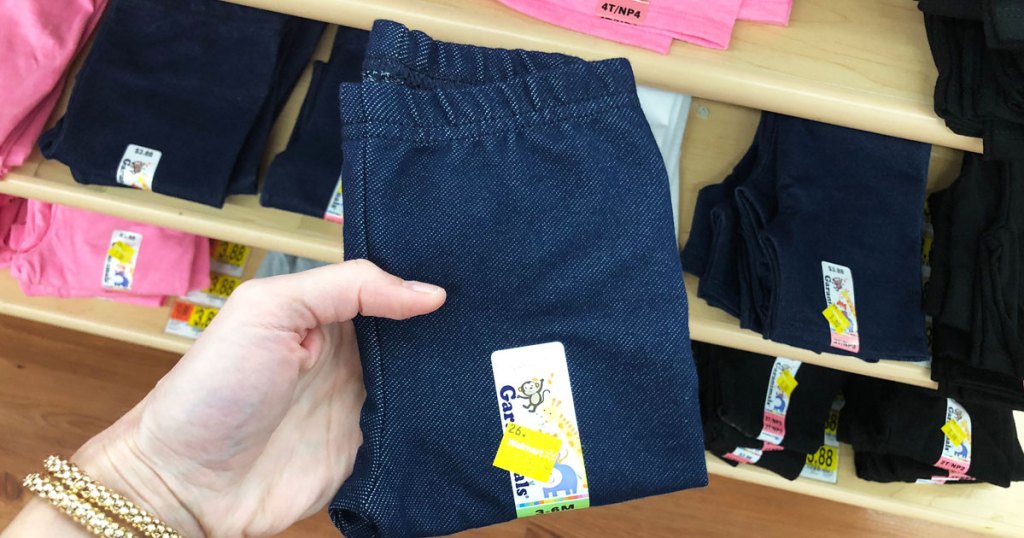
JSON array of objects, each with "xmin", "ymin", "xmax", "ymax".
[{"xmin": 403, "ymin": 280, "xmax": 444, "ymax": 295}]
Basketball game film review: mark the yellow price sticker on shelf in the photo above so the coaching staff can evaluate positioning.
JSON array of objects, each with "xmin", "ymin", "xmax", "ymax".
[
  {"xmin": 805, "ymin": 445, "xmax": 838, "ymax": 473},
  {"xmin": 205, "ymin": 273, "xmax": 241, "ymax": 299},
  {"xmin": 493, "ymin": 422, "xmax": 562, "ymax": 482},
  {"xmin": 213, "ymin": 241, "xmax": 251, "ymax": 267},
  {"xmin": 775, "ymin": 369, "xmax": 799, "ymax": 396},
  {"xmin": 108, "ymin": 241, "xmax": 136, "ymax": 265},
  {"xmin": 822, "ymin": 303, "xmax": 851, "ymax": 334},
  {"xmin": 942, "ymin": 419, "xmax": 968, "ymax": 447}
]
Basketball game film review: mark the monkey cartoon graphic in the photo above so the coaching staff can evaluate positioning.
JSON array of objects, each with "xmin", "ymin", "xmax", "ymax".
[
  {"xmin": 517, "ymin": 379, "xmax": 550, "ymax": 413},
  {"xmin": 130, "ymin": 161, "xmax": 147, "ymax": 175}
]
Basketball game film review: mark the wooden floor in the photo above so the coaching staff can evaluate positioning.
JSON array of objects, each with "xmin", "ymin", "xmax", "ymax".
[{"xmin": 0, "ymin": 314, "xmax": 979, "ymax": 537}]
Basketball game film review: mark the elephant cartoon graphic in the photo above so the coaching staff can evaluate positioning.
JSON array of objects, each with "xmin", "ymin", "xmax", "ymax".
[
  {"xmin": 954, "ymin": 441, "xmax": 969, "ymax": 459},
  {"xmin": 543, "ymin": 462, "xmax": 579, "ymax": 498}
]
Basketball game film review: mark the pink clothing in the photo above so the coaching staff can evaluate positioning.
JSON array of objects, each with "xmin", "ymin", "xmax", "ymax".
[
  {"xmin": 497, "ymin": 0, "xmax": 743, "ymax": 52},
  {"xmin": 738, "ymin": 0, "xmax": 792, "ymax": 26},
  {"xmin": 0, "ymin": 0, "xmax": 109, "ymax": 177},
  {"xmin": 0, "ymin": 195, "xmax": 27, "ymax": 268},
  {"xmin": 7, "ymin": 200, "xmax": 210, "ymax": 306}
]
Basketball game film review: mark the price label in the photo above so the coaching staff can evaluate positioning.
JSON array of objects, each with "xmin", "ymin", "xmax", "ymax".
[
  {"xmin": 165, "ymin": 301, "xmax": 220, "ymax": 339},
  {"xmin": 181, "ymin": 272, "xmax": 241, "ymax": 308},
  {"xmin": 324, "ymin": 175, "xmax": 344, "ymax": 224},
  {"xmin": 822, "ymin": 303, "xmax": 851, "ymax": 334},
  {"xmin": 492, "ymin": 422, "xmax": 562, "ymax": 482},
  {"xmin": 942, "ymin": 419, "xmax": 968, "ymax": 447},
  {"xmin": 108, "ymin": 241, "xmax": 136, "ymax": 265},
  {"xmin": 800, "ymin": 445, "xmax": 839, "ymax": 484},
  {"xmin": 210, "ymin": 240, "xmax": 251, "ymax": 277},
  {"xmin": 775, "ymin": 369, "xmax": 799, "ymax": 396}
]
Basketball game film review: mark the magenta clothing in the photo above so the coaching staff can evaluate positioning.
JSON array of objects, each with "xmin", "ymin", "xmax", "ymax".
[
  {"xmin": 738, "ymin": 0, "xmax": 792, "ymax": 26},
  {"xmin": 496, "ymin": 0, "xmax": 743, "ymax": 52},
  {"xmin": 6, "ymin": 200, "xmax": 210, "ymax": 306},
  {"xmin": 0, "ymin": 0, "xmax": 108, "ymax": 177}
]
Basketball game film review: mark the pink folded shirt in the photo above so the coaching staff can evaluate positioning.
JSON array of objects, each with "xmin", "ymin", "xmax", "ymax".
[
  {"xmin": 497, "ymin": 0, "xmax": 791, "ymax": 53},
  {"xmin": 7, "ymin": 199, "xmax": 210, "ymax": 306},
  {"xmin": 0, "ymin": 0, "xmax": 109, "ymax": 178}
]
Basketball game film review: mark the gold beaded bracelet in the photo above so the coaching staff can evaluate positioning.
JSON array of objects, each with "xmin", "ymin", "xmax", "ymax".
[{"xmin": 23, "ymin": 456, "xmax": 183, "ymax": 538}]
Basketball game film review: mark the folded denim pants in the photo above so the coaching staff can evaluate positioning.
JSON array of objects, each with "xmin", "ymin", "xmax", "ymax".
[
  {"xmin": 39, "ymin": 0, "xmax": 311, "ymax": 207},
  {"xmin": 760, "ymin": 116, "xmax": 932, "ymax": 362},
  {"xmin": 260, "ymin": 27, "xmax": 369, "ymax": 216},
  {"xmin": 330, "ymin": 21, "xmax": 707, "ymax": 538}
]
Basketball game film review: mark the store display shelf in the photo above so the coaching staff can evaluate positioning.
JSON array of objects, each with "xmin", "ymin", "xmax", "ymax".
[
  {"xmin": 686, "ymin": 274, "xmax": 936, "ymax": 389},
  {"xmin": 0, "ymin": 157, "xmax": 343, "ymax": 264},
  {"xmin": 0, "ymin": 250, "xmax": 266, "ymax": 356},
  {"xmin": 706, "ymin": 413, "xmax": 1024, "ymax": 537},
  {"xmin": 222, "ymin": 0, "xmax": 981, "ymax": 154}
]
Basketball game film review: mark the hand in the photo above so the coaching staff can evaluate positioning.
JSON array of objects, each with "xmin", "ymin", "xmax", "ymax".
[{"xmin": 7, "ymin": 260, "xmax": 446, "ymax": 537}]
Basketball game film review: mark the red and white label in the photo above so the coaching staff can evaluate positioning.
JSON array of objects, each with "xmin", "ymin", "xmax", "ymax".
[
  {"xmin": 822, "ymin": 261, "xmax": 860, "ymax": 353},
  {"xmin": 757, "ymin": 358, "xmax": 801, "ymax": 446},
  {"xmin": 723, "ymin": 447, "xmax": 763, "ymax": 465},
  {"xmin": 934, "ymin": 398, "xmax": 973, "ymax": 479}
]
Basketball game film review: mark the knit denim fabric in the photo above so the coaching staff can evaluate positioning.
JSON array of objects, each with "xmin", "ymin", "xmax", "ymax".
[
  {"xmin": 330, "ymin": 20, "xmax": 707, "ymax": 538},
  {"xmin": 683, "ymin": 112, "xmax": 931, "ymax": 363},
  {"xmin": 260, "ymin": 27, "xmax": 369, "ymax": 216}
]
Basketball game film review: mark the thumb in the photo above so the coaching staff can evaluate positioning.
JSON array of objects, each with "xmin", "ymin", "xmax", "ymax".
[{"xmin": 225, "ymin": 259, "xmax": 446, "ymax": 331}]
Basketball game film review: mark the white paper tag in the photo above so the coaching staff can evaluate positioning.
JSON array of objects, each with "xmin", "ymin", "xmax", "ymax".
[
  {"xmin": 102, "ymin": 230, "xmax": 142, "ymax": 291},
  {"xmin": 491, "ymin": 342, "xmax": 590, "ymax": 518},
  {"xmin": 821, "ymin": 261, "xmax": 859, "ymax": 353},
  {"xmin": 722, "ymin": 447, "xmax": 763, "ymax": 465},
  {"xmin": 324, "ymin": 175, "xmax": 344, "ymax": 224},
  {"xmin": 935, "ymin": 398, "xmax": 973, "ymax": 479},
  {"xmin": 757, "ymin": 358, "xmax": 802, "ymax": 446},
  {"xmin": 117, "ymin": 144, "xmax": 161, "ymax": 190}
]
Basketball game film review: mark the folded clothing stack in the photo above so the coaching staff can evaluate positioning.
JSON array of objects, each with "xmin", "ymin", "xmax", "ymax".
[
  {"xmin": 695, "ymin": 343, "xmax": 848, "ymax": 480},
  {"xmin": 927, "ymin": 154, "xmax": 1024, "ymax": 409},
  {"xmin": 840, "ymin": 376, "xmax": 1024, "ymax": 487},
  {"xmin": 0, "ymin": 196, "xmax": 209, "ymax": 306},
  {"xmin": 331, "ymin": 20, "xmax": 707, "ymax": 538},
  {"xmin": 0, "ymin": 0, "xmax": 109, "ymax": 178},
  {"xmin": 682, "ymin": 112, "xmax": 932, "ymax": 363},
  {"xmin": 919, "ymin": 0, "xmax": 1024, "ymax": 160},
  {"xmin": 497, "ymin": 0, "xmax": 792, "ymax": 53},
  {"xmin": 39, "ymin": 0, "xmax": 324, "ymax": 206}
]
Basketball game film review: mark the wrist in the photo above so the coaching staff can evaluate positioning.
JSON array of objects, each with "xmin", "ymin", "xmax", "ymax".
[{"xmin": 73, "ymin": 420, "xmax": 205, "ymax": 538}]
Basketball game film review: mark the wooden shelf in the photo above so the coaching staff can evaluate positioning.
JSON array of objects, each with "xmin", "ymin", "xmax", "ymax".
[
  {"xmin": 686, "ymin": 274, "xmax": 936, "ymax": 389},
  {"xmin": 0, "ymin": 250, "xmax": 266, "ymax": 355},
  {"xmin": 707, "ymin": 413, "xmax": 1024, "ymax": 537},
  {"xmin": 221, "ymin": 0, "xmax": 981, "ymax": 154}
]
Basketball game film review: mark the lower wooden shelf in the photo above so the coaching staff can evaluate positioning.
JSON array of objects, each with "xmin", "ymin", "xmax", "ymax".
[
  {"xmin": 685, "ymin": 273, "xmax": 937, "ymax": 389},
  {"xmin": 707, "ymin": 412, "xmax": 1024, "ymax": 537},
  {"xmin": 0, "ymin": 249, "xmax": 266, "ymax": 355}
]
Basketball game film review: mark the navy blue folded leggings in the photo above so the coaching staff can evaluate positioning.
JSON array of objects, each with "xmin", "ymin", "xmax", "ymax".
[
  {"xmin": 39, "ymin": 0, "xmax": 320, "ymax": 207},
  {"xmin": 683, "ymin": 113, "xmax": 931, "ymax": 362},
  {"xmin": 260, "ymin": 27, "xmax": 369, "ymax": 216},
  {"xmin": 331, "ymin": 20, "xmax": 707, "ymax": 538}
]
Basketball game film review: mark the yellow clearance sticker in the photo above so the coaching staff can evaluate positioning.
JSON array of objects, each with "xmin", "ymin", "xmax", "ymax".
[
  {"xmin": 493, "ymin": 422, "xmax": 563, "ymax": 482},
  {"xmin": 822, "ymin": 303, "xmax": 851, "ymax": 334},
  {"xmin": 187, "ymin": 304, "xmax": 219, "ymax": 331},
  {"xmin": 942, "ymin": 419, "xmax": 968, "ymax": 446},
  {"xmin": 775, "ymin": 369, "xmax": 799, "ymax": 396},
  {"xmin": 108, "ymin": 241, "xmax": 136, "ymax": 265}
]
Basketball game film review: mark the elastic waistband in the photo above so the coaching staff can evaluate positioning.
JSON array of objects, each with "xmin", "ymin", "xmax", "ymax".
[
  {"xmin": 340, "ymin": 57, "xmax": 637, "ymax": 142},
  {"xmin": 361, "ymin": 20, "xmax": 578, "ymax": 90}
]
